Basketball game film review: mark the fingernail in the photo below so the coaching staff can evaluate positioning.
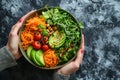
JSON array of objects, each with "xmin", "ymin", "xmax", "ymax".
[
  {"xmin": 18, "ymin": 18, "xmax": 22, "ymax": 23},
  {"xmin": 81, "ymin": 49, "xmax": 84, "ymax": 54}
]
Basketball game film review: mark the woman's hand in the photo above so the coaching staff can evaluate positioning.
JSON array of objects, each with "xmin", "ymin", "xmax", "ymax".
[
  {"xmin": 6, "ymin": 10, "xmax": 36, "ymax": 60},
  {"xmin": 57, "ymin": 34, "xmax": 85, "ymax": 75}
]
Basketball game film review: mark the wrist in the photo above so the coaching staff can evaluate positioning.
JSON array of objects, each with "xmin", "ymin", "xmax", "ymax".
[{"xmin": 6, "ymin": 45, "xmax": 17, "ymax": 60}]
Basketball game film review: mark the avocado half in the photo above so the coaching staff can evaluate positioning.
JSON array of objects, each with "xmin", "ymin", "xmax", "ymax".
[{"xmin": 48, "ymin": 30, "xmax": 66, "ymax": 48}]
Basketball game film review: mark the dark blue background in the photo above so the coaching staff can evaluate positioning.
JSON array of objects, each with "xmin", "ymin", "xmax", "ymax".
[{"xmin": 0, "ymin": 0, "xmax": 120, "ymax": 80}]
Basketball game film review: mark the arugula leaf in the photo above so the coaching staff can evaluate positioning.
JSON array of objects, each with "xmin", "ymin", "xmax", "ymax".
[
  {"xmin": 79, "ymin": 22, "xmax": 84, "ymax": 29},
  {"xmin": 47, "ymin": 19, "xmax": 53, "ymax": 25},
  {"xmin": 42, "ymin": 12, "xmax": 50, "ymax": 19}
]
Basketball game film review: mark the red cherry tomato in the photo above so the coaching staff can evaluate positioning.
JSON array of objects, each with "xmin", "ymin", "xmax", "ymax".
[
  {"xmin": 42, "ymin": 44, "xmax": 49, "ymax": 51},
  {"xmin": 32, "ymin": 41, "xmax": 41, "ymax": 50},
  {"xmin": 34, "ymin": 32, "xmax": 42, "ymax": 41}
]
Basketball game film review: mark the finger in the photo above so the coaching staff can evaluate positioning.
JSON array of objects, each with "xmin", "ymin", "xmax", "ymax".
[
  {"xmin": 12, "ymin": 10, "xmax": 36, "ymax": 34},
  {"xmin": 74, "ymin": 34, "xmax": 85, "ymax": 65},
  {"xmin": 80, "ymin": 34, "xmax": 85, "ymax": 49},
  {"xmin": 19, "ymin": 10, "xmax": 36, "ymax": 22}
]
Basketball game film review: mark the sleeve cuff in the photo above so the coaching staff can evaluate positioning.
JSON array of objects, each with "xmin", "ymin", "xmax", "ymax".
[
  {"xmin": 0, "ymin": 46, "xmax": 17, "ymax": 71},
  {"xmin": 53, "ymin": 71, "xmax": 70, "ymax": 80}
]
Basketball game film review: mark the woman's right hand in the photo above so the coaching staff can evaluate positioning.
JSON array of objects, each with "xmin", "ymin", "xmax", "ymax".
[{"xmin": 6, "ymin": 10, "xmax": 36, "ymax": 60}]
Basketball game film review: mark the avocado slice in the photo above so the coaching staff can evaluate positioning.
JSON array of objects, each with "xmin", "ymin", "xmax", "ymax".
[
  {"xmin": 26, "ymin": 46, "xmax": 33, "ymax": 59},
  {"xmin": 49, "ymin": 30, "xmax": 66, "ymax": 48},
  {"xmin": 35, "ymin": 50, "xmax": 45, "ymax": 66},
  {"xmin": 30, "ymin": 49, "xmax": 42, "ymax": 66}
]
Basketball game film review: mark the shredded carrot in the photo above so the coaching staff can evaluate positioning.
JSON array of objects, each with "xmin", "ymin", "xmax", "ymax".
[
  {"xmin": 25, "ymin": 16, "xmax": 47, "ymax": 30},
  {"xmin": 43, "ymin": 49, "xmax": 59, "ymax": 67},
  {"xmin": 20, "ymin": 42, "xmax": 31, "ymax": 51},
  {"xmin": 20, "ymin": 13, "xmax": 47, "ymax": 50},
  {"xmin": 21, "ymin": 32, "xmax": 33, "ymax": 42}
]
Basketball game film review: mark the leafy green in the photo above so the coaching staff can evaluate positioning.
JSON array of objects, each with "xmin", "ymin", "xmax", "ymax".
[
  {"xmin": 38, "ymin": 24, "xmax": 46, "ymax": 29},
  {"xmin": 79, "ymin": 22, "xmax": 84, "ymax": 29},
  {"xmin": 42, "ymin": 8, "xmax": 82, "ymax": 63},
  {"xmin": 42, "ymin": 29, "xmax": 49, "ymax": 36}
]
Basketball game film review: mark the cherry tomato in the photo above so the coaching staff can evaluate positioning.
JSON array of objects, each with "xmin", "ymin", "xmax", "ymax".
[
  {"xmin": 42, "ymin": 44, "xmax": 49, "ymax": 51},
  {"xmin": 32, "ymin": 41, "xmax": 41, "ymax": 50},
  {"xmin": 42, "ymin": 36, "xmax": 48, "ymax": 44},
  {"xmin": 34, "ymin": 32, "xmax": 42, "ymax": 41}
]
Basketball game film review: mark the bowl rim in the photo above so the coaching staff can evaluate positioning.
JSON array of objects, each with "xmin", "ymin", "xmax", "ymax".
[{"xmin": 19, "ymin": 7, "xmax": 82, "ymax": 70}]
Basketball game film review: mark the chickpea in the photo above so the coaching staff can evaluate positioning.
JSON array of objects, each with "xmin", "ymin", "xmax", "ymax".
[
  {"xmin": 46, "ymin": 24, "xmax": 50, "ymax": 27},
  {"xmin": 53, "ymin": 26, "xmax": 57, "ymax": 30},
  {"xmin": 48, "ymin": 26, "xmax": 51, "ymax": 30},
  {"xmin": 50, "ymin": 28, "xmax": 53, "ymax": 31}
]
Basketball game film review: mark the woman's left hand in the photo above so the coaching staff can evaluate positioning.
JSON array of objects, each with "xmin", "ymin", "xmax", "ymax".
[{"xmin": 57, "ymin": 34, "xmax": 85, "ymax": 75}]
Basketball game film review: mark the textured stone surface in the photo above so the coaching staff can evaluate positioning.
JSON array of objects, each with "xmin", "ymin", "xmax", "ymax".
[{"xmin": 0, "ymin": 0, "xmax": 120, "ymax": 80}]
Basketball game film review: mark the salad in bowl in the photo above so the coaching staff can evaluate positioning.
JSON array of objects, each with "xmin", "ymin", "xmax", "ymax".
[{"xmin": 19, "ymin": 7, "xmax": 82, "ymax": 69}]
